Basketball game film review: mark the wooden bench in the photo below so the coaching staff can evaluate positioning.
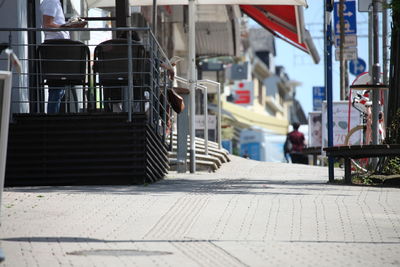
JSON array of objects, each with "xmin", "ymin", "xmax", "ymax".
[
  {"xmin": 324, "ymin": 144, "xmax": 400, "ymax": 184},
  {"xmin": 301, "ymin": 146, "xmax": 322, "ymax": 165}
]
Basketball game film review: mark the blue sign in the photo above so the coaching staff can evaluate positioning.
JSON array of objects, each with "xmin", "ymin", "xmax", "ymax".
[
  {"xmin": 349, "ymin": 58, "xmax": 366, "ymax": 76},
  {"xmin": 334, "ymin": 0, "xmax": 357, "ymax": 36},
  {"xmin": 313, "ymin": 86, "xmax": 325, "ymax": 111}
]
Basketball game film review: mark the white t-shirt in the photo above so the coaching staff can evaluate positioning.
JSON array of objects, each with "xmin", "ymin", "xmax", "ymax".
[{"xmin": 40, "ymin": 0, "xmax": 70, "ymax": 40}]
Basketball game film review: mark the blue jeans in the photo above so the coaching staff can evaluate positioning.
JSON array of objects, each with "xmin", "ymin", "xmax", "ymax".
[{"xmin": 47, "ymin": 88, "xmax": 65, "ymax": 114}]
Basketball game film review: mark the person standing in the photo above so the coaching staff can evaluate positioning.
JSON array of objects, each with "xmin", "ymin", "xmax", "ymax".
[
  {"xmin": 40, "ymin": 0, "xmax": 86, "ymax": 113},
  {"xmin": 287, "ymin": 122, "xmax": 308, "ymax": 164}
]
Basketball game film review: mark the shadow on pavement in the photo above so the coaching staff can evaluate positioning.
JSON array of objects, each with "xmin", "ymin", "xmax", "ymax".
[
  {"xmin": 3, "ymin": 236, "xmax": 400, "ymax": 245},
  {"xmin": 3, "ymin": 178, "xmax": 351, "ymax": 197}
]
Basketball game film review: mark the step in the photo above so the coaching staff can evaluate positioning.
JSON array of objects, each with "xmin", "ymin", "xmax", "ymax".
[
  {"xmin": 168, "ymin": 158, "xmax": 218, "ymax": 172},
  {"xmin": 168, "ymin": 151, "xmax": 222, "ymax": 168},
  {"xmin": 170, "ymin": 145, "xmax": 228, "ymax": 164},
  {"xmin": 170, "ymin": 140, "xmax": 229, "ymax": 161}
]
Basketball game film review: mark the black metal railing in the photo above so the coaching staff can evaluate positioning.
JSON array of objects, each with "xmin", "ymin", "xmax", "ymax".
[{"xmin": 0, "ymin": 27, "xmax": 172, "ymax": 143}]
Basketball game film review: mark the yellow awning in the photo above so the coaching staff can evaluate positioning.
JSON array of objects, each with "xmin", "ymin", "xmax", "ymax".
[{"xmin": 222, "ymin": 101, "xmax": 288, "ymax": 135}]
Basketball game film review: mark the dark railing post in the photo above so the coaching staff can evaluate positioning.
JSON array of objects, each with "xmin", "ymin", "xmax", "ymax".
[
  {"xmin": 149, "ymin": 35, "xmax": 155, "ymax": 128},
  {"xmin": 115, "ymin": 0, "xmax": 129, "ymax": 28},
  {"xmin": 162, "ymin": 68, "xmax": 167, "ymax": 143},
  {"xmin": 127, "ymin": 30, "xmax": 133, "ymax": 122},
  {"xmin": 155, "ymin": 48, "xmax": 160, "ymax": 135}
]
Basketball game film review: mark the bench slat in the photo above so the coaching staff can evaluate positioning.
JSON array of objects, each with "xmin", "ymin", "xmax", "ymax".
[
  {"xmin": 324, "ymin": 144, "xmax": 400, "ymax": 159},
  {"xmin": 323, "ymin": 144, "xmax": 400, "ymax": 184}
]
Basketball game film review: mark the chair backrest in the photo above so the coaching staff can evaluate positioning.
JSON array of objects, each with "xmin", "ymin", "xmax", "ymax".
[
  {"xmin": 94, "ymin": 39, "xmax": 147, "ymax": 86},
  {"xmin": 38, "ymin": 39, "xmax": 89, "ymax": 86}
]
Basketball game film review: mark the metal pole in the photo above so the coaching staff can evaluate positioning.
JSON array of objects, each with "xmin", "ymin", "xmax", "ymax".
[
  {"xmin": 382, "ymin": 0, "xmax": 389, "ymax": 126},
  {"xmin": 127, "ymin": 32, "xmax": 133, "ymax": 122},
  {"xmin": 339, "ymin": 0, "xmax": 346, "ymax": 100},
  {"xmin": 345, "ymin": 60, "xmax": 349, "ymax": 100},
  {"xmin": 325, "ymin": 0, "xmax": 335, "ymax": 182},
  {"xmin": 367, "ymin": 4, "xmax": 373, "ymax": 157},
  {"xmin": 198, "ymin": 79, "xmax": 221, "ymax": 150},
  {"xmin": 203, "ymin": 85, "xmax": 208, "ymax": 155},
  {"xmin": 368, "ymin": 8, "xmax": 373, "ymax": 69},
  {"xmin": 371, "ymin": 0, "xmax": 380, "ymax": 145},
  {"xmin": 115, "ymin": 0, "xmax": 129, "ymax": 32},
  {"xmin": 163, "ymin": 69, "xmax": 168, "ymax": 144},
  {"xmin": 367, "ymin": 4, "xmax": 379, "ymax": 171},
  {"xmin": 152, "ymin": 0, "xmax": 157, "ymax": 35},
  {"xmin": 149, "ymin": 35, "xmax": 155, "ymax": 127},
  {"xmin": 8, "ymin": 33, "xmax": 12, "ymax": 71},
  {"xmin": 217, "ymin": 83, "xmax": 221, "ymax": 150},
  {"xmin": 188, "ymin": 0, "xmax": 196, "ymax": 173},
  {"xmin": 0, "ymin": 66, "xmax": 12, "ymax": 264},
  {"xmin": 155, "ymin": 48, "xmax": 160, "ymax": 135}
]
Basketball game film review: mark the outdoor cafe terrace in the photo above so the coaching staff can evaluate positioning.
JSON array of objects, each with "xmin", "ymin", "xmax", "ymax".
[{"xmin": 0, "ymin": 26, "xmax": 176, "ymax": 186}]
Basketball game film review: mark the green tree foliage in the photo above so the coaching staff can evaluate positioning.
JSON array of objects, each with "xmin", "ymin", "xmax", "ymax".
[
  {"xmin": 387, "ymin": 109, "xmax": 400, "ymax": 144},
  {"xmin": 387, "ymin": 0, "xmax": 400, "ymax": 136}
]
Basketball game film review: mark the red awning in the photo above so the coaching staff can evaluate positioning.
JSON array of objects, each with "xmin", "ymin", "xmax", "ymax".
[{"xmin": 240, "ymin": 5, "xmax": 319, "ymax": 63}]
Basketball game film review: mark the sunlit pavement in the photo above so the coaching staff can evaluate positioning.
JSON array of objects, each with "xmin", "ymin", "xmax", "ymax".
[{"xmin": 1, "ymin": 156, "xmax": 400, "ymax": 266}]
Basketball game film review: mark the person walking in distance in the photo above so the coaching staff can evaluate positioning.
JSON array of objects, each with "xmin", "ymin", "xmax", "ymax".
[
  {"xmin": 40, "ymin": 0, "xmax": 86, "ymax": 113},
  {"xmin": 287, "ymin": 122, "xmax": 308, "ymax": 164}
]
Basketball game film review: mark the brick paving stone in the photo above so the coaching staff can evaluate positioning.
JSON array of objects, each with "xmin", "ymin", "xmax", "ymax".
[{"xmin": 1, "ymin": 156, "xmax": 399, "ymax": 266}]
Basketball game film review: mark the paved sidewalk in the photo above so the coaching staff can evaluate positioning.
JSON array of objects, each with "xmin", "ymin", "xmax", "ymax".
[{"xmin": 1, "ymin": 156, "xmax": 400, "ymax": 266}]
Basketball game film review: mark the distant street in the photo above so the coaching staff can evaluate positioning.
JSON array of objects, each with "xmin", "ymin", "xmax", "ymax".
[{"xmin": 1, "ymin": 156, "xmax": 400, "ymax": 266}]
